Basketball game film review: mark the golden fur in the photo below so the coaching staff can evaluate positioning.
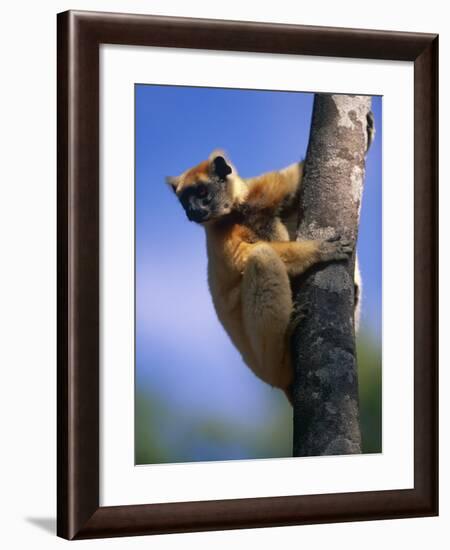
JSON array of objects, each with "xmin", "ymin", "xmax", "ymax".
[{"xmin": 167, "ymin": 152, "xmax": 358, "ymax": 403}]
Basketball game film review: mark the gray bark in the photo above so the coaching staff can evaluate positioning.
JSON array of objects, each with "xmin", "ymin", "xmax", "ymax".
[{"xmin": 292, "ymin": 94, "xmax": 371, "ymax": 457}]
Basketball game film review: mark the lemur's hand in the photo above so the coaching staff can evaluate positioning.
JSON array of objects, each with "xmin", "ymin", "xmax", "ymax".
[{"xmin": 319, "ymin": 235, "xmax": 354, "ymax": 262}]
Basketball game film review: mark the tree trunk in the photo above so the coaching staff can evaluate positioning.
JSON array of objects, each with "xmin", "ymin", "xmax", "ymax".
[{"xmin": 292, "ymin": 94, "xmax": 371, "ymax": 457}]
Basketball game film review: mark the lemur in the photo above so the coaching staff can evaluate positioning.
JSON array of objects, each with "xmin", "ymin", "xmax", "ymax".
[{"xmin": 166, "ymin": 151, "xmax": 358, "ymax": 404}]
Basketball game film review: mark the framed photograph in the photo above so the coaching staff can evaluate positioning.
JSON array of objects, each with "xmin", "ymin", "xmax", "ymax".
[{"xmin": 57, "ymin": 10, "xmax": 438, "ymax": 540}]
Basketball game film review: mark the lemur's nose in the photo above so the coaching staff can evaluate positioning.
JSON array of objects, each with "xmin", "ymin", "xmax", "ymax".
[{"xmin": 187, "ymin": 206, "xmax": 209, "ymax": 223}]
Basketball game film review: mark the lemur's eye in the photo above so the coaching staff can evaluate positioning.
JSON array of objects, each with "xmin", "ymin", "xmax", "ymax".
[{"xmin": 197, "ymin": 185, "xmax": 208, "ymax": 198}]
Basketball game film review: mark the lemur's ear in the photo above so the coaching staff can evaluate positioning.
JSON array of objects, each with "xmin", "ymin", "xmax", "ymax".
[
  {"xmin": 165, "ymin": 176, "xmax": 179, "ymax": 193},
  {"xmin": 212, "ymin": 155, "xmax": 232, "ymax": 181}
]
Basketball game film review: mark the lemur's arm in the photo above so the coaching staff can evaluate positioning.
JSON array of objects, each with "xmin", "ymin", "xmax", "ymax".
[
  {"xmin": 244, "ymin": 162, "xmax": 303, "ymax": 211},
  {"xmin": 235, "ymin": 236, "xmax": 353, "ymax": 277}
]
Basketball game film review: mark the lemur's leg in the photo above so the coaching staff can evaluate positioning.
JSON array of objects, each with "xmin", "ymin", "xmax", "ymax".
[
  {"xmin": 241, "ymin": 244, "xmax": 293, "ymax": 390},
  {"xmin": 239, "ymin": 237, "xmax": 354, "ymax": 391},
  {"xmin": 269, "ymin": 238, "xmax": 358, "ymax": 328}
]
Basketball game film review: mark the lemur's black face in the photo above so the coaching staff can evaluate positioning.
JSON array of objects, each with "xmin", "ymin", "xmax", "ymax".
[
  {"xmin": 178, "ymin": 179, "xmax": 231, "ymax": 223},
  {"xmin": 167, "ymin": 155, "xmax": 234, "ymax": 224}
]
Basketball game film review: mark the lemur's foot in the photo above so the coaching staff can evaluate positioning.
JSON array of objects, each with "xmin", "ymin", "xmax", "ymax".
[
  {"xmin": 366, "ymin": 111, "xmax": 376, "ymax": 152},
  {"xmin": 319, "ymin": 235, "xmax": 354, "ymax": 262},
  {"xmin": 287, "ymin": 300, "xmax": 313, "ymax": 343}
]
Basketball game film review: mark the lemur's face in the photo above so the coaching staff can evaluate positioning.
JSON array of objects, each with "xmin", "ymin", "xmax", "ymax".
[{"xmin": 166, "ymin": 153, "xmax": 235, "ymax": 224}]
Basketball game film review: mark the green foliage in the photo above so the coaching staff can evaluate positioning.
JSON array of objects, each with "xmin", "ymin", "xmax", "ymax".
[
  {"xmin": 135, "ymin": 330, "xmax": 381, "ymax": 463},
  {"xmin": 357, "ymin": 333, "xmax": 382, "ymax": 453},
  {"xmin": 135, "ymin": 390, "xmax": 172, "ymax": 464}
]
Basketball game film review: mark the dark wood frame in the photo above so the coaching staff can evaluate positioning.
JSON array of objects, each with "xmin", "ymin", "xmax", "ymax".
[{"xmin": 57, "ymin": 9, "xmax": 438, "ymax": 540}]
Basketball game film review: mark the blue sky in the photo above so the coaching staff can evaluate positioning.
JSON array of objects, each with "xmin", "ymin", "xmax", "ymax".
[{"xmin": 135, "ymin": 85, "xmax": 382, "ymax": 460}]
